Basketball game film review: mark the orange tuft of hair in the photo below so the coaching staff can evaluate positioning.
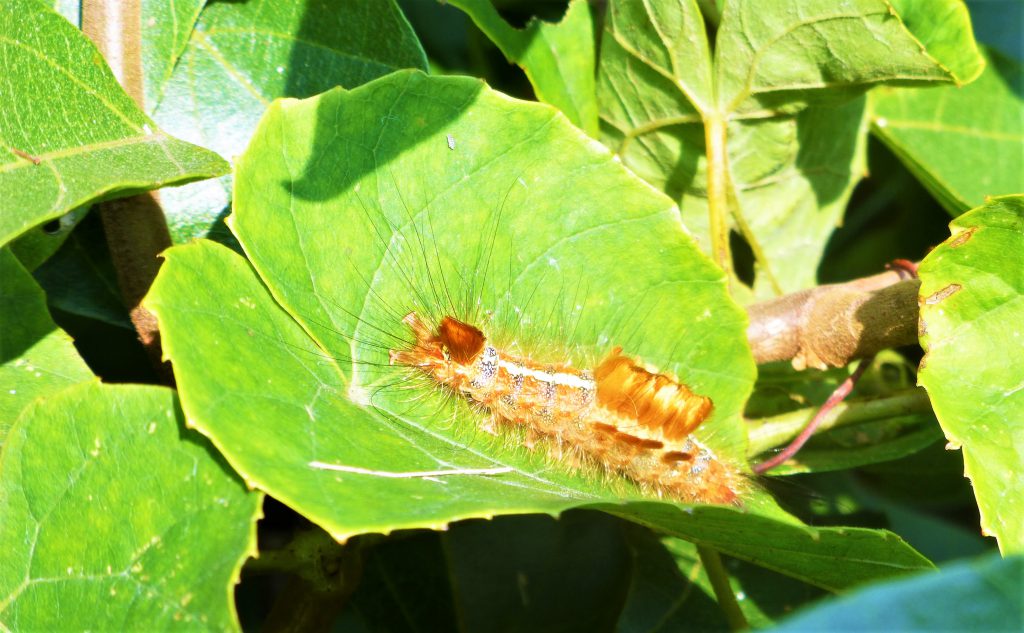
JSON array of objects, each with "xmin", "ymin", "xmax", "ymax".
[{"xmin": 594, "ymin": 348, "xmax": 713, "ymax": 441}]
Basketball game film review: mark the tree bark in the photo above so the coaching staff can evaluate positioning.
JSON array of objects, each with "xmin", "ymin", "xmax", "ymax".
[
  {"xmin": 746, "ymin": 269, "xmax": 920, "ymax": 369},
  {"xmin": 82, "ymin": 0, "xmax": 173, "ymax": 382}
]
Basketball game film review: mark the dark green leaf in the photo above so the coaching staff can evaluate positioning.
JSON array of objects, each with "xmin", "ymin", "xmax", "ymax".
[
  {"xmin": 442, "ymin": 512, "xmax": 631, "ymax": 632},
  {"xmin": 618, "ymin": 527, "xmax": 825, "ymax": 631},
  {"xmin": 967, "ymin": 0, "xmax": 1024, "ymax": 63},
  {"xmin": 29, "ymin": 212, "xmax": 131, "ymax": 329}
]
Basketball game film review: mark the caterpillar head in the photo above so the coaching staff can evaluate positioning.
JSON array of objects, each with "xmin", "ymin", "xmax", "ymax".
[{"xmin": 389, "ymin": 312, "xmax": 485, "ymax": 383}]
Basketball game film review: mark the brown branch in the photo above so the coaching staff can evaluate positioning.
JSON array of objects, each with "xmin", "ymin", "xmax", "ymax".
[
  {"xmin": 746, "ymin": 269, "xmax": 920, "ymax": 369},
  {"xmin": 82, "ymin": 0, "xmax": 173, "ymax": 382}
]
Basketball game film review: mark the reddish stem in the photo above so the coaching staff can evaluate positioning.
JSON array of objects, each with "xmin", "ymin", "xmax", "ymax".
[
  {"xmin": 886, "ymin": 258, "xmax": 920, "ymax": 280},
  {"xmin": 753, "ymin": 354, "xmax": 876, "ymax": 474}
]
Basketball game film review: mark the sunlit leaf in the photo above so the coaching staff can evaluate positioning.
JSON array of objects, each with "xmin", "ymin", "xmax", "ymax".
[
  {"xmin": 0, "ymin": 382, "xmax": 261, "ymax": 631},
  {"xmin": 0, "ymin": 0, "xmax": 227, "ymax": 249},
  {"xmin": 148, "ymin": 71, "xmax": 932, "ymax": 590},
  {"xmin": 918, "ymin": 195, "xmax": 1024, "ymax": 553}
]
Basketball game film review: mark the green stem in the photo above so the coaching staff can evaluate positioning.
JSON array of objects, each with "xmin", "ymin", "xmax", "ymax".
[
  {"xmin": 704, "ymin": 112, "xmax": 732, "ymax": 275},
  {"xmin": 746, "ymin": 388, "xmax": 933, "ymax": 457},
  {"xmin": 698, "ymin": 545, "xmax": 748, "ymax": 631}
]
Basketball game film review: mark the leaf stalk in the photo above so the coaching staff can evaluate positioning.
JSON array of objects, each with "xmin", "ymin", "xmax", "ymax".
[
  {"xmin": 698, "ymin": 545, "xmax": 749, "ymax": 631},
  {"xmin": 704, "ymin": 112, "xmax": 733, "ymax": 276},
  {"xmin": 746, "ymin": 388, "xmax": 933, "ymax": 457}
]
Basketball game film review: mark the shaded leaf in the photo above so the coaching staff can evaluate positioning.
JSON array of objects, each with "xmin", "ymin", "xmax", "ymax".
[
  {"xmin": 0, "ymin": 249, "xmax": 91, "ymax": 445},
  {"xmin": 918, "ymin": 195, "xmax": 1024, "ymax": 553},
  {"xmin": 442, "ymin": 512, "xmax": 631, "ymax": 632},
  {"xmin": 763, "ymin": 420, "xmax": 942, "ymax": 475},
  {"xmin": 338, "ymin": 531, "xmax": 456, "ymax": 632},
  {"xmin": 967, "ymin": 0, "xmax": 1024, "ymax": 63},
  {"xmin": 29, "ymin": 212, "xmax": 131, "ymax": 329},
  {"xmin": 772, "ymin": 552, "xmax": 1023, "ymax": 632},
  {"xmin": 152, "ymin": 0, "xmax": 426, "ymax": 244},
  {"xmin": 0, "ymin": 382, "xmax": 261, "ymax": 631},
  {"xmin": 872, "ymin": 47, "xmax": 1024, "ymax": 215},
  {"xmin": 449, "ymin": 0, "xmax": 599, "ymax": 135},
  {"xmin": 7, "ymin": 207, "xmax": 85, "ymax": 272},
  {"xmin": 148, "ymin": 71, "xmax": 932, "ymax": 590},
  {"xmin": 618, "ymin": 527, "xmax": 825, "ymax": 631},
  {"xmin": 0, "ymin": 0, "xmax": 228, "ymax": 248}
]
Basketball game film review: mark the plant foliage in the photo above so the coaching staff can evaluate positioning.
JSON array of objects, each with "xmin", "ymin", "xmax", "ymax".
[{"xmin": 1, "ymin": 0, "xmax": 1021, "ymax": 630}]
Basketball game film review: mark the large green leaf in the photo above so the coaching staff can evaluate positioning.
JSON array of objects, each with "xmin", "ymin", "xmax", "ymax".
[
  {"xmin": 716, "ymin": 0, "xmax": 982, "ymax": 115},
  {"xmin": 918, "ymin": 195, "xmax": 1024, "ymax": 553},
  {"xmin": 149, "ymin": 238, "xmax": 933, "ymax": 591},
  {"xmin": 447, "ymin": 0, "xmax": 598, "ymax": 136},
  {"xmin": 0, "ymin": 248, "xmax": 91, "ymax": 445},
  {"xmin": 872, "ymin": 47, "xmax": 1024, "ymax": 215},
  {"xmin": 772, "ymin": 553, "xmax": 1023, "ymax": 632},
  {"xmin": 148, "ymin": 71, "xmax": 933, "ymax": 590},
  {"xmin": 0, "ymin": 382, "xmax": 261, "ymax": 631},
  {"xmin": 598, "ymin": 0, "xmax": 983, "ymax": 296},
  {"xmin": 0, "ymin": 0, "xmax": 228, "ymax": 249},
  {"xmin": 152, "ymin": 0, "xmax": 426, "ymax": 244}
]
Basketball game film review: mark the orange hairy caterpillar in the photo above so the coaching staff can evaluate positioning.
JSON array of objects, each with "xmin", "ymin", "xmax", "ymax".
[
  {"xmin": 387, "ymin": 312, "xmax": 744, "ymax": 505},
  {"xmin": 277, "ymin": 165, "xmax": 755, "ymax": 508}
]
